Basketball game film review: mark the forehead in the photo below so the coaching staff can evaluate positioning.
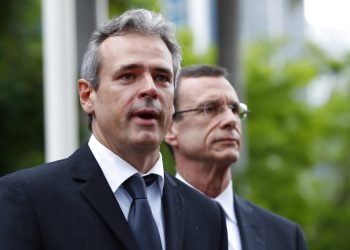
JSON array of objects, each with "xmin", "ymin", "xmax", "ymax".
[
  {"xmin": 178, "ymin": 76, "xmax": 239, "ymax": 105},
  {"xmin": 99, "ymin": 33, "xmax": 173, "ymax": 74}
]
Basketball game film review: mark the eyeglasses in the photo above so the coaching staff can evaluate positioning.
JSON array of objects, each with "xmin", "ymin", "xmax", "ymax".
[{"xmin": 173, "ymin": 102, "xmax": 249, "ymax": 120}]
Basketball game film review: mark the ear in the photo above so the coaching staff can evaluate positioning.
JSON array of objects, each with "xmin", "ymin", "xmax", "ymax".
[
  {"xmin": 165, "ymin": 122, "xmax": 179, "ymax": 147},
  {"xmin": 78, "ymin": 79, "xmax": 94, "ymax": 114}
]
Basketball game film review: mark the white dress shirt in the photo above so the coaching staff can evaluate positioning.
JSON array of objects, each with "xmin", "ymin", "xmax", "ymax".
[
  {"xmin": 88, "ymin": 135, "xmax": 166, "ymax": 249},
  {"xmin": 176, "ymin": 173, "xmax": 242, "ymax": 250}
]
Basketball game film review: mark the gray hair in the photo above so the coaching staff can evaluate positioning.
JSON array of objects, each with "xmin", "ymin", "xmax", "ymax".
[{"xmin": 80, "ymin": 9, "xmax": 182, "ymax": 89}]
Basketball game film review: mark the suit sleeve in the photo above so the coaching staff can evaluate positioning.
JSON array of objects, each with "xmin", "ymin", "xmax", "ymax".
[{"xmin": 0, "ymin": 176, "xmax": 42, "ymax": 249}]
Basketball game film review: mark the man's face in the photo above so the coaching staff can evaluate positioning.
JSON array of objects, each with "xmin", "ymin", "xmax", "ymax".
[
  {"xmin": 167, "ymin": 76, "xmax": 242, "ymax": 164},
  {"xmin": 79, "ymin": 33, "xmax": 174, "ymax": 156}
]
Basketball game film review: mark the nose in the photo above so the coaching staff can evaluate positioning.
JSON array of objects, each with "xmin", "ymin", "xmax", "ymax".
[
  {"xmin": 139, "ymin": 74, "xmax": 159, "ymax": 99},
  {"xmin": 220, "ymin": 107, "xmax": 240, "ymax": 130}
]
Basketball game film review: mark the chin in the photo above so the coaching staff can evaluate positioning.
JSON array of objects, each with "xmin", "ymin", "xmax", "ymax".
[
  {"xmin": 220, "ymin": 153, "xmax": 240, "ymax": 162},
  {"xmin": 134, "ymin": 134, "xmax": 161, "ymax": 148}
]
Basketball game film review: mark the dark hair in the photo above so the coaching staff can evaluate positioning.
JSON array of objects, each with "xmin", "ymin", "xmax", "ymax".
[
  {"xmin": 180, "ymin": 64, "xmax": 228, "ymax": 78},
  {"xmin": 80, "ymin": 9, "xmax": 182, "ymax": 130}
]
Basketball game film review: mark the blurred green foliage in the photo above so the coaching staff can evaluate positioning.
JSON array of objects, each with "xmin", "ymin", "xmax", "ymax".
[
  {"xmin": 1, "ymin": 0, "xmax": 350, "ymax": 249},
  {"xmin": 240, "ymin": 39, "xmax": 350, "ymax": 249},
  {"xmin": 109, "ymin": 0, "xmax": 160, "ymax": 16},
  {"xmin": 0, "ymin": 0, "xmax": 44, "ymax": 175}
]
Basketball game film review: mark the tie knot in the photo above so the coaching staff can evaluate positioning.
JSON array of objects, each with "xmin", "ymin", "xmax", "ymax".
[
  {"xmin": 143, "ymin": 174, "xmax": 158, "ymax": 187},
  {"xmin": 124, "ymin": 174, "xmax": 146, "ymax": 199},
  {"xmin": 123, "ymin": 174, "xmax": 158, "ymax": 199}
]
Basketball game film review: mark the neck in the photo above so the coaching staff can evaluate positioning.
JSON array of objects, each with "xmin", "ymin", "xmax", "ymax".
[
  {"xmin": 176, "ymin": 157, "xmax": 232, "ymax": 198},
  {"xmin": 115, "ymin": 145, "xmax": 160, "ymax": 173},
  {"xmin": 126, "ymin": 152, "xmax": 160, "ymax": 173},
  {"xmin": 92, "ymin": 132, "xmax": 160, "ymax": 174}
]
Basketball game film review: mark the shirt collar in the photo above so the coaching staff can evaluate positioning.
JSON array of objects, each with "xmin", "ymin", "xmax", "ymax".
[
  {"xmin": 88, "ymin": 135, "xmax": 164, "ymax": 194},
  {"xmin": 215, "ymin": 180, "xmax": 237, "ymax": 224},
  {"xmin": 175, "ymin": 173, "xmax": 237, "ymax": 224}
]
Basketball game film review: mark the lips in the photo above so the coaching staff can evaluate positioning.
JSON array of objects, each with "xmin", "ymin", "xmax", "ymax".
[
  {"xmin": 215, "ymin": 137, "xmax": 240, "ymax": 145},
  {"xmin": 133, "ymin": 109, "xmax": 159, "ymax": 120}
]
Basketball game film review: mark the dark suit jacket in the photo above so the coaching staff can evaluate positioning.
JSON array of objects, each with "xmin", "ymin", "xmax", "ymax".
[
  {"xmin": 0, "ymin": 144, "xmax": 227, "ymax": 250},
  {"xmin": 235, "ymin": 195, "xmax": 308, "ymax": 250}
]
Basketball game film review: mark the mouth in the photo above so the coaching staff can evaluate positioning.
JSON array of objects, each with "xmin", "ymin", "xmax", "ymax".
[
  {"xmin": 215, "ymin": 137, "xmax": 240, "ymax": 146},
  {"xmin": 134, "ymin": 109, "xmax": 159, "ymax": 121}
]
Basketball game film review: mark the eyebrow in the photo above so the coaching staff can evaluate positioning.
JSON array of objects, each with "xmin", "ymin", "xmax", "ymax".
[
  {"xmin": 118, "ymin": 64, "xmax": 172, "ymax": 74},
  {"xmin": 197, "ymin": 100, "xmax": 220, "ymax": 107},
  {"xmin": 154, "ymin": 67, "xmax": 173, "ymax": 77},
  {"xmin": 110, "ymin": 64, "xmax": 138, "ymax": 79},
  {"xmin": 118, "ymin": 64, "xmax": 142, "ymax": 72},
  {"xmin": 112, "ymin": 63, "xmax": 173, "ymax": 80},
  {"xmin": 196, "ymin": 98, "xmax": 239, "ymax": 107}
]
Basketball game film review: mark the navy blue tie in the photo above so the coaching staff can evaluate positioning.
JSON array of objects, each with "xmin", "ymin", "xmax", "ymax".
[{"xmin": 123, "ymin": 174, "xmax": 162, "ymax": 250}]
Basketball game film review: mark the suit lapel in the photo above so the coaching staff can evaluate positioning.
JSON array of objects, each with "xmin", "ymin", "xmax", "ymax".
[
  {"xmin": 235, "ymin": 195, "xmax": 266, "ymax": 250},
  {"xmin": 70, "ymin": 144, "xmax": 138, "ymax": 250},
  {"xmin": 162, "ymin": 174, "xmax": 185, "ymax": 250}
]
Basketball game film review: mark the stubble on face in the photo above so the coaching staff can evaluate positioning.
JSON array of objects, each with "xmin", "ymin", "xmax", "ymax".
[{"xmin": 91, "ymin": 34, "xmax": 174, "ymax": 165}]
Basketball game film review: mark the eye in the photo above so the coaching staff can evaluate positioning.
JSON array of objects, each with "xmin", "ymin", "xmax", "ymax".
[
  {"xmin": 229, "ymin": 104, "xmax": 240, "ymax": 115},
  {"xmin": 202, "ymin": 105, "xmax": 220, "ymax": 115},
  {"xmin": 154, "ymin": 74, "xmax": 170, "ymax": 83},
  {"xmin": 120, "ymin": 73, "xmax": 136, "ymax": 81}
]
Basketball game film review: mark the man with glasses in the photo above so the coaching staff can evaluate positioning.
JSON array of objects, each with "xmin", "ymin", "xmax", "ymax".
[{"xmin": 165, "ymin": 64, "xmax": 308, "ymax": 250}]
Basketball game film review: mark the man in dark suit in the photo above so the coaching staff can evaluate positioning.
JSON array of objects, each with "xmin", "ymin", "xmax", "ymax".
[
  {"xmin": 165, "ymin": 64, "xmax": 308, "ymax": 250},
  {"xmin": 0, "ymin": 10, "xmax": 227, "ymax": 250}
]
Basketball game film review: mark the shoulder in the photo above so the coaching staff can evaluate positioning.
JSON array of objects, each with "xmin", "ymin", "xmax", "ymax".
[
  {"xmin": 164, "ymin": 173, "xmax": 228, "ymax": 249},
  {"xmin": 235, "ymin": 194, "xmax": 307, "ymax": 248},
  {"xmin": 0, "ymin": 143, "xmax": 92, "ymax": 188},
  {"xmin": 0, "ymin": 159, "xmax": 70, "ymax": 202},
  {"xmin": 1, "ymin": 157, "xmax": 69, "ymax": 182},
  {"xmin": 165, "ymin": 173, "xmax": 221, "ymax": 209},
  {"xmin": 0, "ymin": 143, "xmax": 93, "ymax": 193},
  {"xmin": 163, "ymin": 173, "xmax": 227, "ymax": 223},
  {"xmin": 235, "ymin": 194, "xmax": 299, "ymax": 227},
  {"xmin": 234, "ymin": 195, "xmax": 307, "ymax": 250}
]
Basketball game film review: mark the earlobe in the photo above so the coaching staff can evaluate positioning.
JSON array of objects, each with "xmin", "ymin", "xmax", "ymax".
[
  {"xmin": 165, "ymin": 124, "xmax": 178, "ymax": 146},
  {"xmin": 78, "ymin": 79, "xmax": 94, "ymax": 114}
]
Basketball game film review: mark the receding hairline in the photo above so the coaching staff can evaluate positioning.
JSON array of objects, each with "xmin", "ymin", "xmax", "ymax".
[
  {"xmin": 179, "ymin": 64, "xmax": 228, "ymax": 79},
  {"xmin": 98, "ymin": 33, "xmax": 175, "ymax": 77}
]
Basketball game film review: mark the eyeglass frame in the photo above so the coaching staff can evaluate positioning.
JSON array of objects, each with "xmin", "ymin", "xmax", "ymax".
[{"xmin": 173, "ymin": 102, "xmax": 249, "ymax": 120}]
